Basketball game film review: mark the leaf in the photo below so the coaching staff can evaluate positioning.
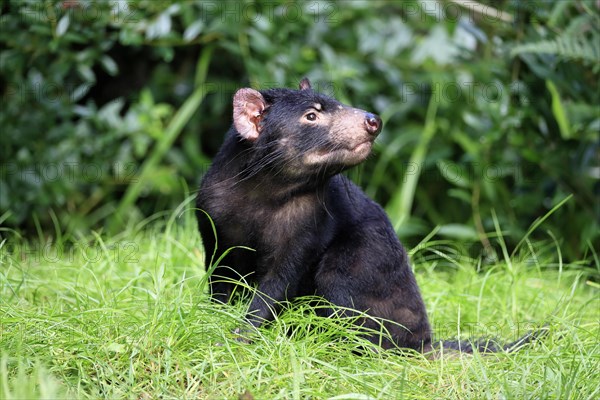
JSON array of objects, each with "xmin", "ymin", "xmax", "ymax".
[
  {"xmin": 437, "ymin": 224, "xmax": 479, "ymax": 240},
  {"xmin": 437, "ymin": 160, "xmax": 471, "ymax": 188},
  {"xmin": 56, "ymin": 15, "xmax": 70, "ymax": 37},
  {"xmin": 98, "ymin": 100, "xmax": 125, "ymax": 128},
  {"xmin": 106, "ymin": 343, "xmax": 126, "ymax": 353},
  {"xmin": 546, "ymin": 80, "xmax": 572, "ymax": 140},
  {"xmin": 146, "ymin": 12, "xmax": 172, "ymax": 40},
  {"xmin": 448, "ymin": 188, "xmax": 471, "ymax": 204},
  {"xmin": 100, "ymin": 55, "xmax": 119, "ymax": 76},
  {"xmin": 511, "ymin": 34, "xmax": 600, "ymax": 68},
  {"xmin": 71, "ymin": 83, "xmax": 92, "ymax": 102},
  {"xmin": 183, "ymin": 20, "xmax": 204, "ymax": 42},
  {"xmin": 411, "ymin": 25, "xmax": 459, "ymax": 66},
  {"xmin": 77, "ymin": 65, "xmax": 96, "ymax": 82}
]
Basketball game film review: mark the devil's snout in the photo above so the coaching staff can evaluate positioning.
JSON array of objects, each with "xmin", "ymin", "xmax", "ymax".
[{"xmin": 365, "ymin": 113, "xmax": 382, "ymax": 136}]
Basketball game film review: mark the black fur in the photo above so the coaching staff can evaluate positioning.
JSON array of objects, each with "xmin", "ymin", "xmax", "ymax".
[{"xmin": 196, "ymin": 79, "xmax": 543, "ymax": 353}]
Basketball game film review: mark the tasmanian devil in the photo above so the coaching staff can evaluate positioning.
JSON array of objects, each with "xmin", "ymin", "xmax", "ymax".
[{"xmin": 196, "ymin": 78, "xmax": 543, "ymax": 353}]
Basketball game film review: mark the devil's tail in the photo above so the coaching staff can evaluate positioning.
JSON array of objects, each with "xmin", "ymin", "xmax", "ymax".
[{"xmin": 436, "ymin": 326, "xmax": 549, "ymax": 354}]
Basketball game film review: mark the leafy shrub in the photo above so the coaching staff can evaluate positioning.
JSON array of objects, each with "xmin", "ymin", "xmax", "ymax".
[{"xmin": 1, "ymin": 0, "xmax": 598, "ymax": 262}]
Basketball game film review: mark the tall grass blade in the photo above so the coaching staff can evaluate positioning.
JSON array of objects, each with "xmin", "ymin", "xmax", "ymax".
[
  {"xmin": 511, "ymin": 194, "xmax": 573, "ymax": 257},
  {"xmin": 109, "ymin": 47, "xmax": 215, "ymax": 232},
  {"xmin": 386, "ymin": 80, "xmax": 439, "ymax": 231}
]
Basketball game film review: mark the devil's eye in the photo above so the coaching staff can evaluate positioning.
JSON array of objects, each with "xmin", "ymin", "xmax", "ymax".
[{"xmin": 305, "ymin": 112, "xmax": 317, "ymax": 121}]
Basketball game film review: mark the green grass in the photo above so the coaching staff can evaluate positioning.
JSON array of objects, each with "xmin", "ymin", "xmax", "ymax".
[{"xmin": 1, "ymin": 213, "xmax": 598, "ymax": 399}]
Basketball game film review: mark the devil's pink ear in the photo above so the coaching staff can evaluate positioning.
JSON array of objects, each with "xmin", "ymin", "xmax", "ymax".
[
  {"xmin": 299, "ymin": 78, "xmax": 312, "ymax": 90},
  {"xmin": 233, "ymin": 88, "xmax": 267, "ymax": 141}
]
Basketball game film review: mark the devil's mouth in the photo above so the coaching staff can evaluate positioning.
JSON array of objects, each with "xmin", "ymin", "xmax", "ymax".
[
  {"xmin": 304, "ymin": 141, "xmax": 373, "ymax": 166},
  {"xmin": 351, "ymin": 141, "xmax": 372, "ymax": 153}
]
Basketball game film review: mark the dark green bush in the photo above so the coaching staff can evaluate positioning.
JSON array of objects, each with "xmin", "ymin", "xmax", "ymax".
[{"xmin": 1, "ymin": 0, "xmax": 598, "ymax": 262}]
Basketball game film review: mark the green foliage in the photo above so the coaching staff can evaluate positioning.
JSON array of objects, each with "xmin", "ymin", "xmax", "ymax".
[
  {"xmin": 1, "ymin": 0, "xmax": 598, "ymax": 260},
  {"xmin": 511, "ymin": 2, "xmax": 600, "ymax": 71}
]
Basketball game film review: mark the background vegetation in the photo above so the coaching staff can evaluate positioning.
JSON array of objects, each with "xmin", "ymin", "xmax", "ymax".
[
  {"xmin": 1, "ymin": 0, "xmax": 599, "ymax": 398},
  {"xmin": 1, "ymin": 0, "xmax": 598, "ymax": 261}
]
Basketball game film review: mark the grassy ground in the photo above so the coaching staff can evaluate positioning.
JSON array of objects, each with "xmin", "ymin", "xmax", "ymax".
[{"xmin": 1, "ymin": 213, "xmax": 598, "ymax": 399}]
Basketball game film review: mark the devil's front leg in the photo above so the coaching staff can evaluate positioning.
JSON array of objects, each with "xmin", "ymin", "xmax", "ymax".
[{"xmin": 244, "ymin": 249, "xmax": 314, "ymax": 329}]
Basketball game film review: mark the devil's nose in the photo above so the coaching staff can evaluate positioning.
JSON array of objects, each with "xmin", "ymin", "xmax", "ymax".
[{"xmin": 365, "ymin": 113, "xmax": 382, "ymax": 135}]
